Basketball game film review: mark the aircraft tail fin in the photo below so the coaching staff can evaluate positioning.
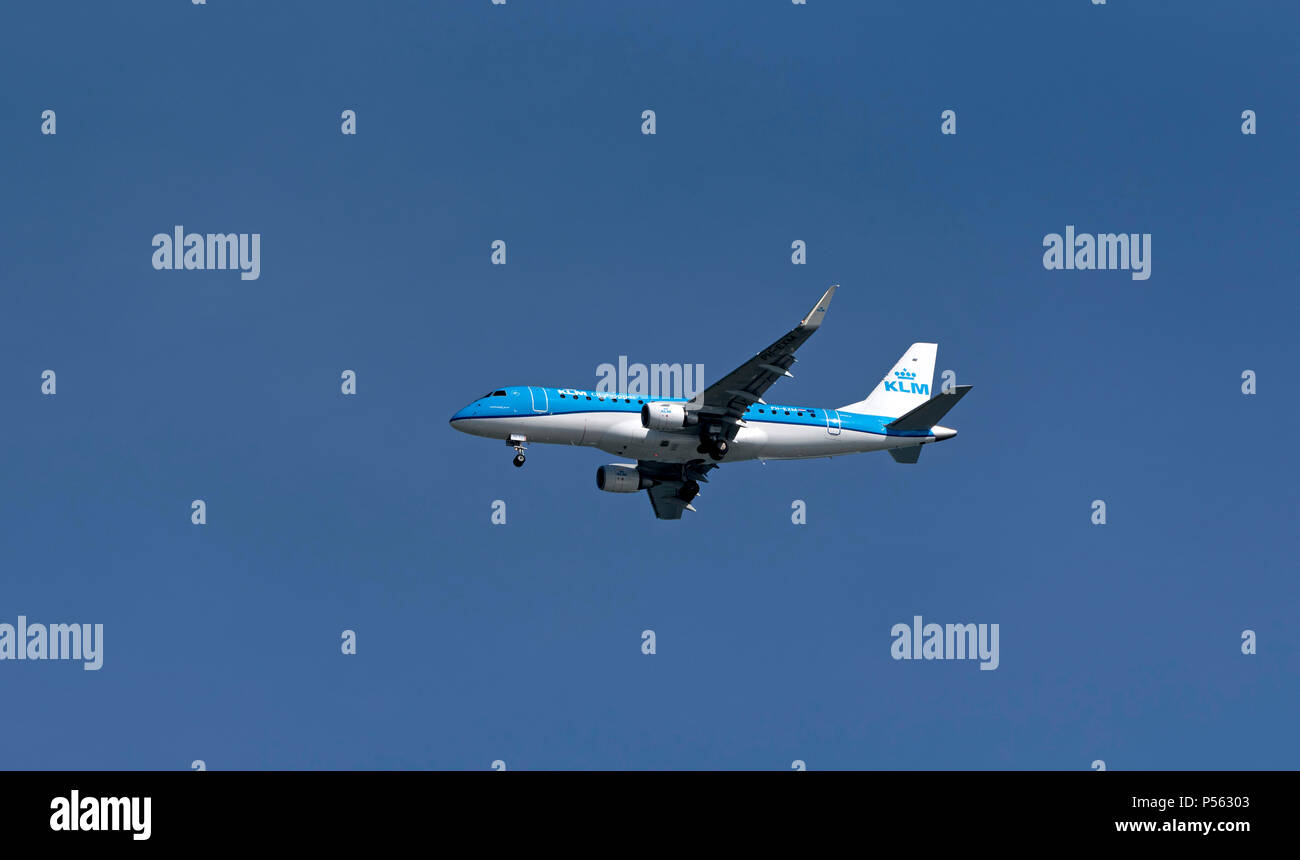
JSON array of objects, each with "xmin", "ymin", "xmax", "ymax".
[{"xmin": 838, "ymin": 343, "xmax": 937, "ymax": 418}]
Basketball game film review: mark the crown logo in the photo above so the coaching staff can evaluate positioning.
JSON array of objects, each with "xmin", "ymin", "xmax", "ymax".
[{"xmin": 894, "ymin": 369, "xmax": 917, "ymax": 380}]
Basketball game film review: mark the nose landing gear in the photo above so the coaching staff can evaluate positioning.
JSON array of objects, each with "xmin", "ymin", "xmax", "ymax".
[{"xmin": 506, "ymin": 434, "xmax": 528, "ymax": 468}]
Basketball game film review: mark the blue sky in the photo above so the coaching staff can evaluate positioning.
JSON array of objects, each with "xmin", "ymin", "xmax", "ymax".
[{"xmin": 1, "ymin": 0, "xmax": 1296, "ymax": 769}]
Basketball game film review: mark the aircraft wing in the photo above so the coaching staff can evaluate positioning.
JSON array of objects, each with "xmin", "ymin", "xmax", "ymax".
[
  {"xmin": 686, "ymin": 285, "xmax": 837, "ymax": 439},
  {"xmin": 638, "ymin": 460, "xmax": 718, "ymax": 520},
  {"xmin": 645, "ymin": 482, "xmax": 691, "ymax": 520}
]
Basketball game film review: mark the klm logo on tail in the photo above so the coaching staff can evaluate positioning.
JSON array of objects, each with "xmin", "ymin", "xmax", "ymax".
[{"xmin": 884, "ymin": 369, "xmax": 929, "ymax": 395}]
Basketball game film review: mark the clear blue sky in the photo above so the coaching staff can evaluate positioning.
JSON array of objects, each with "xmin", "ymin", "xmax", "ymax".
[{"xmin": 1, "ymin": 1, "xmax": 1296, "ymax": 769}]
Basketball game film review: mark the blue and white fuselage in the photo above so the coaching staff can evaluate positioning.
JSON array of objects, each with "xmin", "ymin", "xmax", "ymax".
[
  {"xmin": 449, "ymin": 286, "xmax": 971, "ymax": 519},
  {"xmin": 449, "ymin": 386, "xmax": 955, "ymax": 463}
]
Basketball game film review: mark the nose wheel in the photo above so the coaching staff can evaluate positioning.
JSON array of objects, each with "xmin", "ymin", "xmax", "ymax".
[{"xmin": 506, "ymin": 435, "xmax": 528, "ymax": 468}]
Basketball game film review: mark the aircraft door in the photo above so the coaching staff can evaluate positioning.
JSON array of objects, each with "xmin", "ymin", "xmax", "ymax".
[
  {"xmin": 529, "ymin": 387, "xmax": 549, "ymax": 413},
  {"xmin": 825, "ymin": 410, "xmax": 842, "ymax": 436}
]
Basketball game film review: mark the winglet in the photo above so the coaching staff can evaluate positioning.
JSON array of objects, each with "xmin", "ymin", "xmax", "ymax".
[{"xmin": 799, "ymin": 284, "xmax": 838, "ymax": 331}]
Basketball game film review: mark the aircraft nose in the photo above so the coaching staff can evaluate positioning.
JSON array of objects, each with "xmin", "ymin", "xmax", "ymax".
[{"xmin": 449, "ymin": 404, "xmax": 475, "ymax": 431}]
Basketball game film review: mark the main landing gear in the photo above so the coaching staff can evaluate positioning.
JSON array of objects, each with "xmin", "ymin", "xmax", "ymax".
[
  {"xmin": 695, "ymin": 429, "xmax": 729, "ymax": 461},
  {"xmin": 507, "ymin": 434, "xmax": 527, "ymax": 468}
]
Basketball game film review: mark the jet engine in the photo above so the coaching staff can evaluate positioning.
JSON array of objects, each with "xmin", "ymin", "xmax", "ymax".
[
  {"xmin": 595, "ymin": 464, "xmax": 655, "ymax": 493},
  {"xmin": 640, "ymin": 402, "xmax": 695, "ymax": 431}
]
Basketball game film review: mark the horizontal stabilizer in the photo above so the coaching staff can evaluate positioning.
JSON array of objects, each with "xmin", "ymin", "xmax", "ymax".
[
  {"xmin": 889, "ymin": 446, "xmax": 922, "ymax": 464},
  {"xmin": 886, "ymin": 385, "xmax": 972, "ymax": 431}
]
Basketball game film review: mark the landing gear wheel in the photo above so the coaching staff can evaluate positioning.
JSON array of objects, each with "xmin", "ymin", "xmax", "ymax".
[{"xmin": 507, "ymin": 435, "xmax": 528, "ymax": 467}]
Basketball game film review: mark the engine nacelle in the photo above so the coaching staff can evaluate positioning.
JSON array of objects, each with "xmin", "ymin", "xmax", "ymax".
[
  {"xmin": 640, "ymin": 401, "xmax": 693, "ymax": 430},
  {"xmin": 596, "ymin": 464, "xmax": 654, "ymax": 493}
]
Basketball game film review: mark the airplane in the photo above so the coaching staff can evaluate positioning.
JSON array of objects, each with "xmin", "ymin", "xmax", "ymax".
[{"xmin": 449, "ymin": 285, "xmax": 972, "ymax": 519}]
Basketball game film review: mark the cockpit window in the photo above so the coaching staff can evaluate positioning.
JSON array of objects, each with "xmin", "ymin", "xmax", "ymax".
[{"xmin": 492, "ymin": 390, "xmax": 507, "ymax": 396}]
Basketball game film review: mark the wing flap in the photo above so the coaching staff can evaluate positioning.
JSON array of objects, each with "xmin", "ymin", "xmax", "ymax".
[
  {"xmin": 638, "ymin": 460, "xmax": 716, "ymax": 520},
  {"xmin": 646, "ymin": 483, "xmax": 690, "ymax": 519}
]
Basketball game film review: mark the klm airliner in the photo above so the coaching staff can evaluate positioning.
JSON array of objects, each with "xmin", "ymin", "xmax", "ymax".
[{"xmin": 449, "ymin": 285, "xmax": 972, "ymax": 519}]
